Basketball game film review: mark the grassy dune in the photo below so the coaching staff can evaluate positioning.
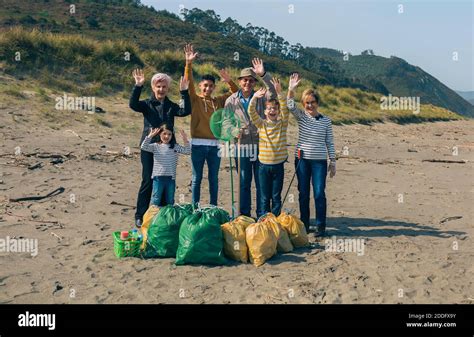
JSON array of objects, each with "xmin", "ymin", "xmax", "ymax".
[{"xmin": 0, "ymin": 27, "xmax": 463, "ymax": 125}]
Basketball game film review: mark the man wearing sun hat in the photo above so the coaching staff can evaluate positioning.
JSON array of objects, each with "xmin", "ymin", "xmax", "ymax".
[{"xmin": 224, "ymin": 58, "xmax": 277, "ymax": 218}]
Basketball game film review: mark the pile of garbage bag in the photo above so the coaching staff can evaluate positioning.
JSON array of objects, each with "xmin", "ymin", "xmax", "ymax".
[{"xmin": 126, "ymin": 204, "xmax": 308, "ymax": 267}]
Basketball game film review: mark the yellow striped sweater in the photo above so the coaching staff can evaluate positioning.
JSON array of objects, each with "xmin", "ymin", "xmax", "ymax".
[{"xmin": 248, "ymin": 94, "xmax": 289, "ymax": 165}]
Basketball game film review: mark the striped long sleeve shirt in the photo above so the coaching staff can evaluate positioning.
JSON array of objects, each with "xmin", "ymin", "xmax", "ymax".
[
  {"xmin": 287, "ymin": 98, "xmax": 336, "ymax": 161},
  {"xmin": 140, "ymin": 136, "xmax": 191, "ymax": 179},
  {"xmin": 249, "ymin": 94, "xmax": 289, "ymax": 165}
]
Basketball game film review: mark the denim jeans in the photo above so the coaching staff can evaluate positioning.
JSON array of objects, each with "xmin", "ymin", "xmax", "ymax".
[
  {"xmin": 152, "ymin": 176, "xmax": 176, "ymax": 206},
  {"xmin": 295, "ymin": 158, "xmax": 328, "ymax": 231},
  {"xmin": 235, "ymin": 155, "xmax": 262, "ymax": 217},
  {"xmin": 191, "ymin": 145, "xmax": 221, "ymax": 206},
  {"xmin": 135, "ymin": 150, "xmax": 168, "ymax": 220},
  {"xmin": 258, "ymin": 162, "xmax": 284, "ymax": 218}
]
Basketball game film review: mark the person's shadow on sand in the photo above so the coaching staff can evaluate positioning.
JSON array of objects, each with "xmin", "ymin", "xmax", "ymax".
[
  {"xmin": 266, "ymin": 254, "xmax": 308, "ymax": 265},
  {"xmin": 204, "ymin": 217, "xmax": 467, "ymax": 267},
  {"xmin": 264, "ymin": 216, "xmax": 467, "ymax": 265},
  {"xmin": 324, "ymin": 217, "xmax": 467, "ymax": 238}
]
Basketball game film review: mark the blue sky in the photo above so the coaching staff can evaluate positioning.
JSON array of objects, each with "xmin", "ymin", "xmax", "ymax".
[{"xmin": 142, "ymin": 0, "xmax": 473, "ymax": 91}]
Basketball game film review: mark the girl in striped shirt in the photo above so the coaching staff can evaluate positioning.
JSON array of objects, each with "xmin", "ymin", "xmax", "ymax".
[
  {"xmin": 141, "ymin": 123, "xmax": 191, "ymax": 206},
  {"xmin": 287, "ymin": 73, "xmax": 336, "ymax": 237},
  {"xmin": 248, "ymin": 78, "xmax": 288, "ymax": 217}
]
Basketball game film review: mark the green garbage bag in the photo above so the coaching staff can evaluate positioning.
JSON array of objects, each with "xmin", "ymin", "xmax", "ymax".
[
  {"xmin": 179, "ymin": 203, "xmax": 197, "ymax": 214},
  {"xmin": 175, "ymin": 207, "xmax": 230, "ymax": 265},
  {"xmin": 144, "ymin": 204, "xmax": 193, "ymax": 258}
]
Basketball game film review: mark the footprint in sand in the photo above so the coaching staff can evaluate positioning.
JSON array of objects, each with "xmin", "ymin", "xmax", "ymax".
[
  {"xmin": 35, "ymin": 222, "xmax": 64, "ymax": 231},
  {"xmin": 91, "ymin": 253, "xmax": 105, "ymax": 262},
  {"xmin": 404, "ymin": 289, "xmax": 417, "ymax": 299}
]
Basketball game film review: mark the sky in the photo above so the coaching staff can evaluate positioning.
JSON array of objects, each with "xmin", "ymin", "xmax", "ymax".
[{"xmin": 142, "ymin": 0, "xmax": 474, "ymax": 91}]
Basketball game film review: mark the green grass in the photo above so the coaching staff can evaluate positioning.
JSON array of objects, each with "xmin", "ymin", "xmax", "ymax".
[
  {"xmin": 0, "ymin": 27, "xmax": 464, "ymax": 125},
  {"xmin": 2, "ymin": 87, "xmax": 27, "ymax": 98},
  {"xmin": 96, "ymin": 117, "xmax": 112, "ymax": 128},
  {"xmin": 35, "ymin": 86, "xmax": 53, "ymax": 102}
]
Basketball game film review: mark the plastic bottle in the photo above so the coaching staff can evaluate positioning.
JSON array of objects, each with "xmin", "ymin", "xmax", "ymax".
[
  {"xmin": 130, "ymin": 229, "xmax": 138, "ymax": 241},
  {"xmin": 131, "ymin": 229, "xmax": 143, "ymax": 242}
]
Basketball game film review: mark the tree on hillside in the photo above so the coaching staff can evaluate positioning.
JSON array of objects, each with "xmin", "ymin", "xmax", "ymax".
[{"xmin": 181, "ymin": 8, "xmax": 221, "ymax": 32}]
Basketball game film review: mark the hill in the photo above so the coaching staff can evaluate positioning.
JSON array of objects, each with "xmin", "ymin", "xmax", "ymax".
[
  {"xmin": 0, "ymin": 0, "xmax": 328, "ymax": 87},
  {"xmin": 0, "ymin": 28, "xmax": 461, "ymax": 126},
  {"xmin": 456, "ymin": 91, "xmax": 474, "ymax": 105},
  {"xmin": 1, "ymin": 0, "xmax": 471, "ymax": 118},
  {"xmin": 310, "ymin": 48, "xmax": 474, "ymax": 117}
]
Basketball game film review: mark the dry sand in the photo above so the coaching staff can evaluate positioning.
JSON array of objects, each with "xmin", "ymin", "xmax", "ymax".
[{"xmin": 0, "ymin": 90, "xmax": 473, "ymax": 304}]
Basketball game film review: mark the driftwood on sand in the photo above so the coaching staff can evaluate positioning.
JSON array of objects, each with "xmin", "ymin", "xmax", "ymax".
[{"xmin": 9, "ymin": 187, "xmax": 65, "ymax": 202}]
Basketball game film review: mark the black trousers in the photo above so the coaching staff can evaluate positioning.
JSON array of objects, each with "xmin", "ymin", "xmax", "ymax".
[{"xmin": 135, "ymin": 150, "xmax": 165, "ymax": 220}]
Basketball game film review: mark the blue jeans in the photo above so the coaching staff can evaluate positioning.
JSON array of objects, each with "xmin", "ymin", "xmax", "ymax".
[
  {"xmin": 191, "ymin": 145, "xmax": 221, "ymax": 205},
  {"xmin": 258, "ymin": 162, "xmax": 284, "ymax": 218},
  {"xmin": 235, "ymin": 155, "xmax": 262, "ymax": 217},
  {"xmin": 295, "ymin": 158, "xmax": 328, "ymax": 231},
  {"xmin": 152, "ymin": 176, "xmax": 176, "ymax": 206}
]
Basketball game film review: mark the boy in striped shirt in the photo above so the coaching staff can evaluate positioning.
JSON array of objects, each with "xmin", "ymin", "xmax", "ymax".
[{"xmin": 248, "ymin": 78, "xmax": 288, "ymax": 217}]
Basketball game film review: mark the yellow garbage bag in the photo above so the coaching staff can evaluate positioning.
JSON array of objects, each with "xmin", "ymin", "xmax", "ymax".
[
  {"xmin": 245, "ymin": 221, "xmax": 277, "ymax": 267},
  {"xmin": 141, "ymin": 205, "xmax": 160, "ymax": 250},
  {"xmin": 235, "ymin": 215, "xmax": 255, "ymax": 225},
  {"xmin": 234, "ymin": 215, "xmax": 255, "ymax": 229},
  {"xmin": 221, "ymin": 221, "xmax": 248, "ymax": 263},
  {"xmin": 277, "ymin": 212, "xmax": 309, "ymax": 248},
  {"xmin": 261, "ymin": 214, "xmax": 293, "ymax": 253}
]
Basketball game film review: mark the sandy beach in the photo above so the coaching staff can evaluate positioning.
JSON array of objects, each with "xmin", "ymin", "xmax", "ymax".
[{"xmin": 0, "ymin": 90, "xmax": 473, "ymax": 304}]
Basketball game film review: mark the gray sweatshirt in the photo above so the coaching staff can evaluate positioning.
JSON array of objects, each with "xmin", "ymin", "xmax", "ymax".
[{"xmin": 224, "ymin": 72, "xmax": 277, "ymax": 146}]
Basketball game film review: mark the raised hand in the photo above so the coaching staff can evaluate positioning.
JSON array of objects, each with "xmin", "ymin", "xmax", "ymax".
[
  {"xmin": 179, "ymin": 76, "xmax": 189, "ymax": 91},
  {"xmin": 219, "ymin": 68, "xmax": 232, "ymax": 83},
  {"xmin": 148, "ymin": 127, "xmax": 160, "ymax": 138},
  {"xmin": 132, "ymin": 69, "xmax": 145, "ymax": 86},
  {"xmin": 254, "ymin": 88, "xmax": 267, "ymax": 99},
  {"xmin": 270, "ymin": 77, "xmax": 282, "ymax": 95},
  {"xmin": 184, "ymin": 43, "xmax": 198, "ymax": 64},
  {"xmin": 251, "ymin": 58, "xmax": 265, "ymax": 77},
  {"xmin": 288, "ymin": 73, "xmax": 301, "ymax": 92}
]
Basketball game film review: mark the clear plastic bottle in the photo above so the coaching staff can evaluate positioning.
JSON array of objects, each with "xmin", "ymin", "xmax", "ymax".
[{"xmin": 130, "ymin": 229, "xmax": 142, "ymax": 242}]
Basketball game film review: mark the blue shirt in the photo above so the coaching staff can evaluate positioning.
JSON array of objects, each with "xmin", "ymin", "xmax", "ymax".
[{"xmin": 238, "ymin": 90, "xmax": 254, "ymax": 113}]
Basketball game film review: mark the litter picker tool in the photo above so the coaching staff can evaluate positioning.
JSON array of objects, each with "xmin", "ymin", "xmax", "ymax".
[
  {"xmin": 282, "ymin": 148, "xmax": 303, "ymax": 208},
  {"xmin": 210, "ymin": 108, "xmax": 241, "ymax": 219}
]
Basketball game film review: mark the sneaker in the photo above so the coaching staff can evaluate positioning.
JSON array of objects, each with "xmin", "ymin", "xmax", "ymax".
[
  {"xmin": 315, "ymin": 226, "xmax": 326, "ymax": 237},
  {"xmin": 135, "ymin": 219, "xmax": 143, "ymax": 229},
  {"xmin": 315, "ymin": 230, "xmax": 325, "ymax": 238}
]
